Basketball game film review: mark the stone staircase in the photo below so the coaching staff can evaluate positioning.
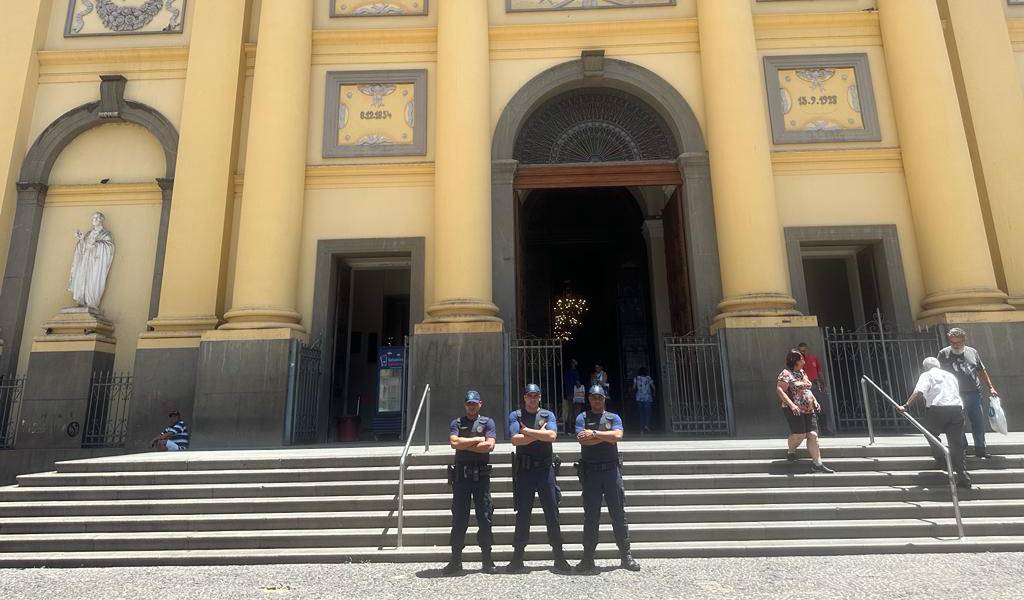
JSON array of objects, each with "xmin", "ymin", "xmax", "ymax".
[{"xmin": 2, "ymin": 437, "xmax": 1024, "ymax": 568}]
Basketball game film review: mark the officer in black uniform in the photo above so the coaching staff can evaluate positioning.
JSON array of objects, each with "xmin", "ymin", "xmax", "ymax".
[
  {"xmin": 505, "ymin": 383, "xmax": 570, "ymax": 573},
  {"xmin": 574, "ymin": 384, "xmax": 640, "ymax": 574},
  {"xmin": 443, "ymin": 390, "xmax": 498, "ymax": 575}
]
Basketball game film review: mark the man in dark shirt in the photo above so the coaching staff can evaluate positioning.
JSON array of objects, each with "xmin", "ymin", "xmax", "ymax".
[
  {"xmin": 150, "ymin": 411, "xmax": 189, "ymax": 451},
  {"xmin": 443, "ymin": 390, "xmax": 497, "ymax": 575},
  {"xmin": 505, "ymin": 383, "xmax": 569, "ymax": 573},
  {"xmin": 937, "ymin": 328, "xmax": 999, "ymax": 459},
  {"xmin": 574, "ymin": 385, "xmax": 640, "ymax": 574}
]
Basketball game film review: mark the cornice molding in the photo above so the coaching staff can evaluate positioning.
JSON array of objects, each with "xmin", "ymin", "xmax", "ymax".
[
  {"xmin": 233, "ymin": 163, "xmax": 436, "ymax": 192},
  {"xmin": 754, "ymin": 11, "xmax": 882, "ymax": 49},
  {"xmin": 771, "ymin": 147, "xmax": 903, "ymax": 175},
  {"xmin": 1008, "ymin": 19, "xmax": 1024, "ymax": 51},
  {"xmin": 37, "ymin": 46, "xmax": 189, "ymax": 83},
  {"xmin": 44, "ymin": 182, "xmax": 164, "ymax": 206}
]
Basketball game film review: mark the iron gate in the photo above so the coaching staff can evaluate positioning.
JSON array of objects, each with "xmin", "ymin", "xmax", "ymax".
[
  {"xmin": 825, "ymin": 323, "xmax": 942, "ymax": 432},
  {"xmin": 0, "ymin": 375, "xmax": 25, "ymax": 449},
  {"xmin": 505, "ymin": 335, "xmax": 563, "ymax": 421},
  {"xmin": 285, "ymin": 337, "xmax": 323, "ymax": 445},
  {"xmin": 662, "ymin": 335, "xmax": 733, "ymax": 435},
  {"xmin": 82, "ymin": 372, "xmax": 132, "ymax": 448}
]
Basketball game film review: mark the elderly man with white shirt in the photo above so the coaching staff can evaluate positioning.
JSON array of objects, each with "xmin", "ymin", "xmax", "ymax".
[{"xmin": 898, "ymin": 357, "xmax": 971, "ymax": 489}]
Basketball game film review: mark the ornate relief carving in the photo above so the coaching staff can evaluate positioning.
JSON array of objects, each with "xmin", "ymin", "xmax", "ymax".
[
  {"xmin": 331, "ymin": 0, "xmax": 428, "ymax": 17},
  {"xmin": 507, "ymin": 0, "xmax": 674, "ymax": 12},
  {"xmin": 65, "ymin": 0, "xmax": 186, "ymax": 37},
  {"xmin": 514, "ymin": 88, "xmax": 678, "ymax": 164},
  {"xmin": 323, "ymin": 70, "xmax": 427, "ymax": 157}
]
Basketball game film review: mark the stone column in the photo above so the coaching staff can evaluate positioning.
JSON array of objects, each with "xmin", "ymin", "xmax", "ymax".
[
  {"xmin": 877, "ymin": 0, "xmax": 1012, "ymax": 322},
  {"xmin": 0, "ymin": 1, "xmax": 50, "ymax": 278},
  {"xmin": 942, "ymin": 0, "xmax": 1024, "ymax": 310},
  {"xmin": 144, "ymin": 0, "xmax": 249, "ymax": 341},
  {"xmin": 127, "ymin": 0, "xmax": 250, "ymax": 450},
  {"xmin": 696, "ymin": 0, "xmax": 801, "ymax": 327},
  {"xmin": 222, "ymin": 0, "xmax": 313, "ymax": 331},
  {"xmin": 421, "ymin": 0, "xmax": 501, "ymax": 330},
  {"xmin": 192, "ymin": 0, "xmax": 314, "ymax": 448}
]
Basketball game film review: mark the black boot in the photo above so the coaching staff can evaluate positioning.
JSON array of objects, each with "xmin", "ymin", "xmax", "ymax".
[
  {"xmin": 552, "ymin": 546, "xmax": 571, "ymax": 572},
  {"xmin": 480, "ymin": 547, "xmax": 497, "ymax": 574},
  {"xmin": 504, "ymin": 547, "xmax": 527, "ymax": 574},
  {"xmin": 442, "ymin": 549, "xmax": 463, "ymax": 575},
  {"xmin": 573, "ymin": 549, "xmax": 598, "ymax": 574},
  {"xmin": 620, "ymin": 551, "xmax": 640, "ymax": 571}
]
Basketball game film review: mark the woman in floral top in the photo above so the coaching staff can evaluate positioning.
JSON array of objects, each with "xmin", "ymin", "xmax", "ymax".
[{"xmin": 776, "ymin": 349, "xmax": 834, "ymax": 473}]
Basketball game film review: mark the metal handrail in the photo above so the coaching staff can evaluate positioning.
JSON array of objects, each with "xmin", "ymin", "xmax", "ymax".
[
  {"xmin": 397, "ymin": 384, "xmax": 431, "ymax": 549},
  {"xmin": 861, "ymin": 375, "xmax": 966, "ymax": 540}
]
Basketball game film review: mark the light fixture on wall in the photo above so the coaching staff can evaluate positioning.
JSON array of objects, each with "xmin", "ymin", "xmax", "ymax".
[{"xmin": 552, "ymin": 281, "xmax": 588, "ymax": 343}]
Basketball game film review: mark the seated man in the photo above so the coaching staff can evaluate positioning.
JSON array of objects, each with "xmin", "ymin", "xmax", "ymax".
[{"xmin": 151, "ymin": 411, "xmax": 189, "ymax": 451}]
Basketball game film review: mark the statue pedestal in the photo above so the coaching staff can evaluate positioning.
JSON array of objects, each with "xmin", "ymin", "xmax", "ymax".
[{"xmin": 18, "ymin": 307, "xmax": 116, "ymax": 450}]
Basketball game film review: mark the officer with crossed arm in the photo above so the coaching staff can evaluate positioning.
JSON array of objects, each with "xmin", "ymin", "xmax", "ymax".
[
  {"xmin": 505, "ymin": 383, "xmax": 571, "ymax": 573},
  {"xmin": 574, "ymin": 384, "xmax": 640, "ymax": 574},
  {"xmin": 443, "ymin": 390, "xmax": 497, "ymax": 575}
]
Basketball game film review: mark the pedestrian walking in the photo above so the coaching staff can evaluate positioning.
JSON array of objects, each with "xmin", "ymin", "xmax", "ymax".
[
  {"xmin": 776, "ymin": 349, "xmax": 834, "ymax": 473},
  {"xmin": 898, "ymin": 357, "xmax": 971, "ymax": 488},
  {"xmin": 937, "ymin": 327, "xmax": 1000, "ymax": 459},
  {"xmin": 443, "ymin": 391, "xmax": 497, "ymax": 575},
  {"xmin": 631, "ymin": 367, "xmax": 656, "ymax": 433}
]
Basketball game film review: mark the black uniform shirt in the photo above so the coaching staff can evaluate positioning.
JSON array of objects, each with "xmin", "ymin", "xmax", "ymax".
[{"xmin": 450, "ymin": 415, "xmax": 496, "ymax": 464}]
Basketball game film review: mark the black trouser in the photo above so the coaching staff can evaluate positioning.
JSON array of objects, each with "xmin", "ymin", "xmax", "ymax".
[
  {"xmin": 512, "ymin": 463, "xmax": 563, "ymax": 549},
  {"xmin": 581, "ymin": 465, "xmax": 630, "ymax": 554},
  {"xmin": 449, "ymin": 468, "xmax": 493, "ymax": 551},
  {"xmin": 923, "ymin": 405, "xmax": 967, "ymax": 475}
]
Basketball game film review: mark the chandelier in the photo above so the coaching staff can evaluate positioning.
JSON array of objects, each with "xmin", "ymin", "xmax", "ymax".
[{"xmin": 552, "ymin": 288, "xmax": 588, "ymax": 342}]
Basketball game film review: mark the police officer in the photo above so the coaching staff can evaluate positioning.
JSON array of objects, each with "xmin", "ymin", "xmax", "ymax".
[
  {"xmin": 505, "ymin": 383, "xmax": 570, "ymax": 573},
  {"xmin": 574, "ymin": 384, "xmax": 640, "ymax": 574},
  {"xmin": 443, "ymin": 390, "xmax": 498, "ymax": 575}
]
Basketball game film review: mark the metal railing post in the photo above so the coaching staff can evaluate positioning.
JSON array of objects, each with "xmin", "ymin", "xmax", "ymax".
[
  {"xmin": 862, "ymin": 375, "xmax": 965, "ymax": 540},
  {"xmin": 397, "ymin": 384, "xmax": 432, "ymax": 549},
  {"xmin": 860, "ymin": 377, "xmax": 876, "ymax": 445},
  {"xmin": 425, "ymin": 386, "xmax": 430, "ymax": 453}
]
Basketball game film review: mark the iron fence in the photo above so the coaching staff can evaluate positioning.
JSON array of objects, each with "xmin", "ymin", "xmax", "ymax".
[
  {"xmin": 824, "ymin": 321, "xmax": 942, "ymax": 432},
  {"xmin": 0, "ymin": 375, "xmax": 26, "ymax": 449},
  {"xmin": 285, "ymin": 337, "xmax": 323, "ymax": 445},
  {"xmin": 506, "ymin": 335, "xmax": 563, "ymax": 423},
  {"xmin": 662, "ymin": 335, "xmax": 733, "ymax": 435},
  {"xmin": 82, "ymin": 372, "xmax": 132, "ymax": 448}
]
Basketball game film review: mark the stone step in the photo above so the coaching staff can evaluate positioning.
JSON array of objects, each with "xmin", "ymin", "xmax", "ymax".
[
  {"xmin": 2, "ymin": 535, "xmax": 1022, "ymax": 568},
  {"xmin": 20, "ymin": 455, "xmax": 1024, "ymax": 487},
  {"xmin": 4, "ymin": 469, "xmax": 1024, "ymax": 501},
  {"xmin": 1, "ymin": 500, "xmax": 1020, "ymax": 535},
  {"xmin": 51, "ymin": 441, "xmax": 1024, "ymax": 473},
  {"xmin": 2, "ymin": 482, "xmax": 1020, "ymax": 517},
  {"xmin": 1, "ymin": 517, "xmax": 1020, "ymax": 552}
]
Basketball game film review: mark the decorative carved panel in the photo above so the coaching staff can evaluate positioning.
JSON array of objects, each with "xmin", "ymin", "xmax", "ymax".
[
  {"xmin": 764, "ymin": 53, "xmax": 882, "ymax": 144},
  {"xmin": 514, "ymin": 88, "xmax": 678, "ymax": 164},
  {"xmin": 507, "ymin": 0, "xmax": 674, "ymax": 11},
  {"xmin": 330, "ymin": 0, "xmax": 428, "ymax": 17},
  {"xmin": 322, "ymin": 70, "xmax": 428, "ymax": 158},
  {"xmin": 64, "ymin": 0, "xmax": 186, "ymax": 37}
]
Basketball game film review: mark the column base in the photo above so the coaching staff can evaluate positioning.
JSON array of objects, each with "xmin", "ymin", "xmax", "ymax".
[
  {"xmin": 220, "ymin": 306, "xmax": 305, "ymax": 332},
  {"xmin": 712, "ymin": 293, "xmax": 801, "ymax": 326},
  {"xmin": 915, "ymin": 310, "xmax": 1024, "ymax": 328},
  {"xmin": 918, "ymin": 288, "xmax": 1013, "ymax": 320},
  {"xmin": 141, "ymin": 315, "xmax": 219, "ymax": 346},
  {"xmin": 1006, "ymin": 295, "xmax": 1024, "ymax": 312},
  {"xmin": 711, "ymin": 315, "xmax": 818, "ymax": 333},
  {"xmin": 424, "ymin": 298, "xmax": 502, "ymax": 324}
]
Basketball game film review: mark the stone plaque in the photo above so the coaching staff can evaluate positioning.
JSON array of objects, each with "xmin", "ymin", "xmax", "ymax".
[
  {"xmin": 323, "ymin": 70, "xmax": 428, "ymax": 158},
  {"xmin": 507, "ymin": 0, "xmax": 674, "ymax": 11},
  {"xmin": 64, "ymin": 0, "xmax": 186, "ymax": 37},
  {"xmin": 330, "ymin": 1, "xmax": 428, "ymax": 17},
  {"xmin": 764, "ymin": 54, "xmax": 881, "ymax": 144}
]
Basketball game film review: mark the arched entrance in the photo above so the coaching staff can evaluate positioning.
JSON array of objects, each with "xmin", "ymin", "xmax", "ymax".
[{"xmin": 492, "ymin": 56, "xmax": 723, "ymax": 431}]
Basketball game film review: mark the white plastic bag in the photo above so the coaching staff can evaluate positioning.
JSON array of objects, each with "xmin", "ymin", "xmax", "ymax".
[{"xmin": 988, "ymin": 395, "xmax": 1009, "ymax": 435}]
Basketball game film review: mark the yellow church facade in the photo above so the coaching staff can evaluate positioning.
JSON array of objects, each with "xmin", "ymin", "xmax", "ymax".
[{"xmin": 1, "ymin": 0, "xmax": 1024, "ymax": 467}]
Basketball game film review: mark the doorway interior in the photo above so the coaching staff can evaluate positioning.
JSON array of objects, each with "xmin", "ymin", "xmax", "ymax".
[{"xmin": 801, "ymin": 245, "xmax": 883, "ymax": 330}]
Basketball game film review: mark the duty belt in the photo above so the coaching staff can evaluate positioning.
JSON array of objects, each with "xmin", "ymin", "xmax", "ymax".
[
  {"xmin": 514, "ymin": 454, "xmax": 553, "ymax": 471},
  {"xmin": 448, "ymin": 463, "xmax": 491, "ymax": 484}
]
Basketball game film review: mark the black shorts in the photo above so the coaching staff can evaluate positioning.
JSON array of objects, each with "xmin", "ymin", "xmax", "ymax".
[{"xmin": 783, "ymin": 408, "xmax": 819, "ymax": 434}]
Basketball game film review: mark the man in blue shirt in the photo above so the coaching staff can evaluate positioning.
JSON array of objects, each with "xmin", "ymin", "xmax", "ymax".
[
  {"xmin": 443, "ymin": 390, "xmax": 497, "ymax": 575},
  {"xmin": 574, "ymin": 385, "xmax": 639, "ymax": 573},
  {"xmin": 505, "ymin": 383, "xmax": 569, "ymax": 573}
]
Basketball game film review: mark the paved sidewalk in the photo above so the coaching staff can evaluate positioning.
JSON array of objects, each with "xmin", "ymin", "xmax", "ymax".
[{"xmin": 2, "ymin": 553, "xmax": 1021, "ymax": 600}]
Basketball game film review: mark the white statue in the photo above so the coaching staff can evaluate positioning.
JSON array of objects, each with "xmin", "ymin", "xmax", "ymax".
[{"xmin": 67, "ymin": 211, "xmax": 115, "ymax": 310}]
